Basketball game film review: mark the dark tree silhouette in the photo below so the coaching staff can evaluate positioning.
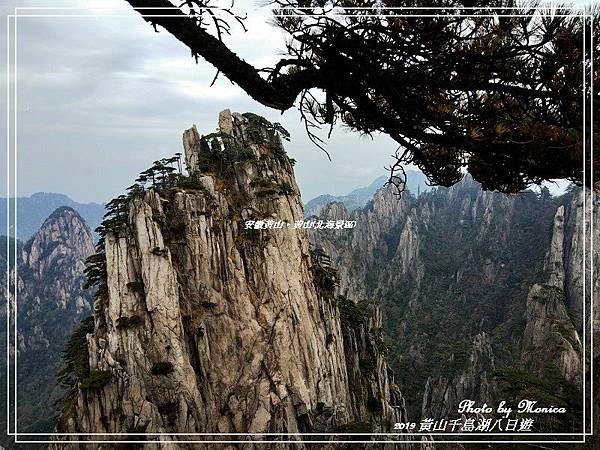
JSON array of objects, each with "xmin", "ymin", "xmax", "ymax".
[{"xmin": 123, "ymin": 0, "xmax": 599, "ymax": 193}]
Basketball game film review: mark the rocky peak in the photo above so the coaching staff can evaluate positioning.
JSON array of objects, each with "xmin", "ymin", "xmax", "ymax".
[
  {"xmin": 519, "ymin": 283, "xmax": 582, "ymax": 386},
  {"xmin": 545, "ymin": 205, "xmax": 566, "ymax": 289},
  {"xmin": 0, "ymin": 206, "xmax": 95, "ymax": 436},
  {"xmin": 182, "ymin": 109, "xmax": 300, "ymax": 222},
  {"xmin": 54, "ymin": 111, "xmax": 413, "ymax": 447},
  {"xmin": 22, "ymin": 206, "xmax": 94, "ymax": 278}
]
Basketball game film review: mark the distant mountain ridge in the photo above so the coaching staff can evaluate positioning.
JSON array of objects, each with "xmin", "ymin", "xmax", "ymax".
[
  {"xmin": 310, "ymin": 176, "xmax": 595, "ymax": 426},
  {"xmin": 304, "ymin": 170, "xmax": 430, "ymax": 217},
  {"xmin": 0, "ymin": 206, "xmax": 95, "ymax": 442},
  {"xmin": 0, "ymin": 192, "xmax": 105, "ymax": 241}
]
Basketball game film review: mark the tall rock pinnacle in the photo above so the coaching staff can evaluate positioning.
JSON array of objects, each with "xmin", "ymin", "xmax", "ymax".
[{"xmin": 53, "ymin": 111, "xmax": 420, "ymax": 449}]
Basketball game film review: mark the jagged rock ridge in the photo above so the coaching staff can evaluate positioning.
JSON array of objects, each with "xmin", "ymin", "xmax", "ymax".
[{"xmin": 312, "ymin": 178, "xmax": 595, "ymax": 429}]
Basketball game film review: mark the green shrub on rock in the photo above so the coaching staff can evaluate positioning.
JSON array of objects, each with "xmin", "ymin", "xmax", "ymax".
[
  {"xmin": 151, "ymin": 361, "xmax": 174, "ymax": 376},
  {"xmin": 80, "ymin": 369, "xmax": 112, "ymax": 391},
  {"xmin": 116, "ymin": 315, "xmax": 144, "ymax": 330}
]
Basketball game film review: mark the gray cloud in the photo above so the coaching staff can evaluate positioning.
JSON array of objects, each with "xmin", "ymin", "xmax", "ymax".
[
  {"xmin": 4, "ymin": 0, "xmax": 586, "ymax": 203},
  {"xmin": 1, "ymin": 0, "xmax": 408, "ymax": 204}
]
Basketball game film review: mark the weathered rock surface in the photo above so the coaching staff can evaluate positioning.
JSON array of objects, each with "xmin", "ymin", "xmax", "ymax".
[
  {"xmin": 311, "ymin": 175, "xmax": 597, "ymax": 426},
  {"xmin": 546, "ymin": 205, "xmax": 566, "ymax": 289},
  {"xmin": 559, "ymin": 190, "xmax": 600, "ymax": 337},
  {"xmin": 519, "ymin": 284, "xmax": 582, "ymax": 385},
  {"xmin": 54, "ymin": 112, "xmax": 425, "ymax": 448},
  {"xmin": 422, "ymin": 333, "xmax": 497, "ymax": 420}
]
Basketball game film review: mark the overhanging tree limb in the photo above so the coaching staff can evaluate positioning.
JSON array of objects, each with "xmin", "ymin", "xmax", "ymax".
[
  {"xmin": 124, "ymin": 0, "xmax": 317, "ymax": 109},
  {"xmin": 122, "ymin": 0, "xmax": 599, "ymax": 193}
]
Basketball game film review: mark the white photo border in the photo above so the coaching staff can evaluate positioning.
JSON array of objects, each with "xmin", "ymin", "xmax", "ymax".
[{"xmin": 5, "ymin": 5, "xmax": 595, "ymax": 445}]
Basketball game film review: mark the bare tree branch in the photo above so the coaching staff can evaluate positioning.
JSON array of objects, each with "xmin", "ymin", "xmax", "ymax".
[
  {"xmin": 125, "ymin": 0, "xmax": 319, "ymax": 109},
  {"xmin": 122, "ymin": 0, "xmax": 599, "ymax": 193}
]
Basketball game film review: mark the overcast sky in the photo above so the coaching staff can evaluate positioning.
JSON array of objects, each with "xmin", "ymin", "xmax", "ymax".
[
  {"xmin": 1, "ymin": 0, "xmax": 410, "ymax": 204},
  {"xmin": 2, "ymin": 0, "xmax": 590, "ymax": 203}
]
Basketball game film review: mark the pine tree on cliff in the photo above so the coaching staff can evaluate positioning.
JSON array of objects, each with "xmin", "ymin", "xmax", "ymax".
[{"xmin": 123, "ymin": 0, "xmax": 597, "ymax": 193}]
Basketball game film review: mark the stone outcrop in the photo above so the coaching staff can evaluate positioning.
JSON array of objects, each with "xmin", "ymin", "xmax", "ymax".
[
  {"xmin": 421, "ymin": 333, "xmax": 498, "ymax": 420},
  {"xmin": 545, "ymin": 205, "xmax": 566, "ymax": 289},
  {"xmin": 519, "ymin": 284, "xmax": 582, "ymax": 385},
  {"xmin": 54, "ymin": 111, "xmax": 421, "ymax": 448}
]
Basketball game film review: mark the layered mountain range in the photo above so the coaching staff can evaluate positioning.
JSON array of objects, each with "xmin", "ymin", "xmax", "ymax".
[{"xmin": 311, "ymin": 176, "xmax": 598, "ymax": 430}]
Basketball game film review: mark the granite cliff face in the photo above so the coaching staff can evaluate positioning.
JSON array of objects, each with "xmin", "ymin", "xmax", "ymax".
[
  {"xmin": 0, "ymin": 207, "xmax": 95, "ymax": 437},
  {"xmin": 421, "ymin": 333, "xmax": 497, "ymax": 420},
  {"xmin": 546, "ymin": 189, "xmax": 600, "ymax": 338},
  {"xmin": 311, "ymin": 178, "xmax": 595, "ymax": 428},
  {"xmin": 519, "ymin": 284, "xmax": 582, "ymax": 385},
  {"xmin": 517, "ymin": 188, "xmax": 599, "ymax": 437},
  {"xmin": 53, "ymin": 111, "xmax": 423, "ymax": 448}
]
